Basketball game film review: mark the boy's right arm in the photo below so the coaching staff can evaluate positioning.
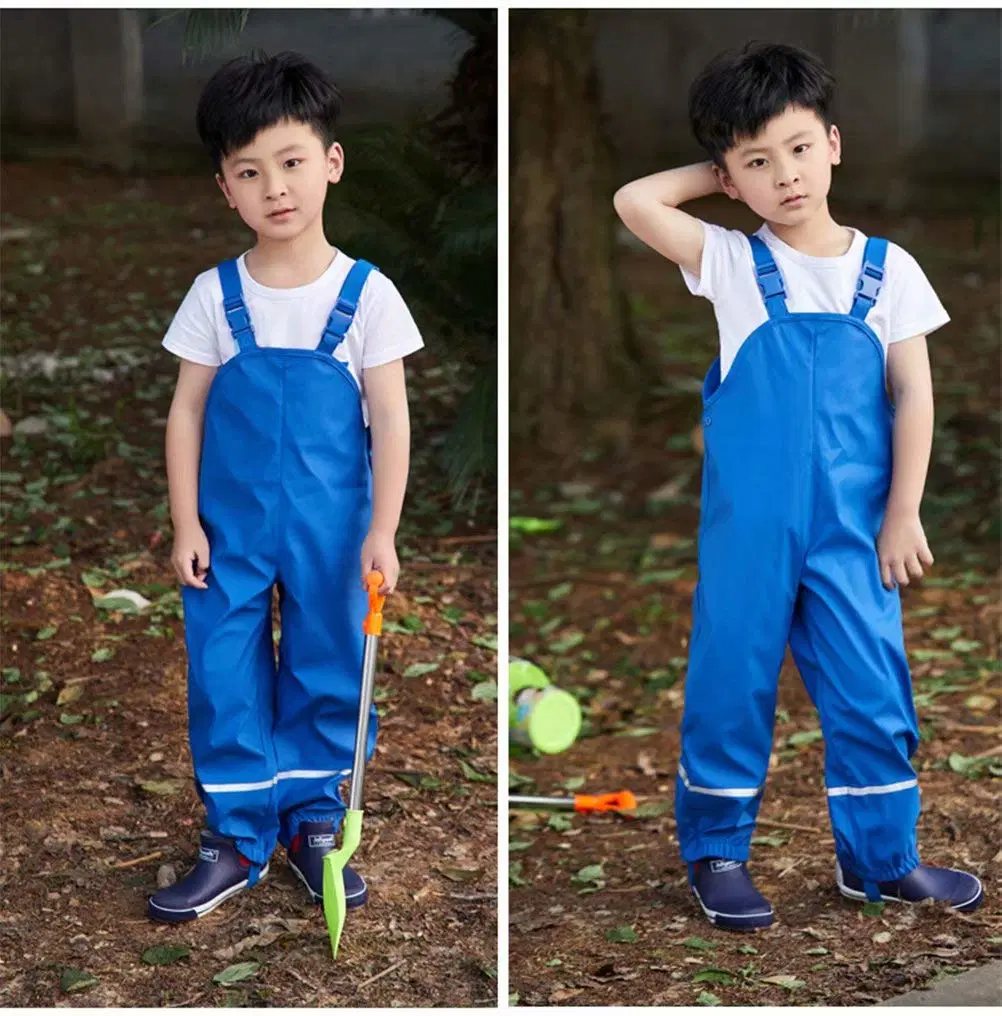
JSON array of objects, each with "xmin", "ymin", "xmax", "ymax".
[
  {"xmin": 165, "ymin": 360, "xmax": 217, "ymax": 589},
  {"xmin": 612, "ymin": 161, "xmax": 722, "ymax": 279}
]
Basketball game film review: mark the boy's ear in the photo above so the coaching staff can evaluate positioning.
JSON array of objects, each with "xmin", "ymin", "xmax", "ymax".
[
  {"xmin": 829, "ymin": 124, "xmax": 842, "ymax": 166},
  {"xmin": 326, "ymin": 141, "xmax": 345, "ymax": 184},
  {"xmin": 215, "ymin": 172, "xmax": 236, "ymax": 209},
  {"xmin": 713, "ymin": 162, "xmax": 740, "ymax": 202}
]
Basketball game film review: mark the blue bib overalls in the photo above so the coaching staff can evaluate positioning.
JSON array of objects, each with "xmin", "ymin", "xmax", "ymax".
[
  {"xmin": 181, "ymin": 258, "xmax": 379, "ymax": 886},
  {"xmin": 676, "ymin": 235, "xmax": 922, "ymax": 890}
]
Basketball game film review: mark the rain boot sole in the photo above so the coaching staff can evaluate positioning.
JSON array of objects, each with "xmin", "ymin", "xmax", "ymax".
[
  {"xmin": 691, "ymin": 884, "xmax": 774, "ymax": 931},
  {"xmin": 148, "ymin": 863, "xmax": 269, "ymax": 924},
  {"xmin": 836, "ymin": 865, "xmax": 984, "ymax": 912}
]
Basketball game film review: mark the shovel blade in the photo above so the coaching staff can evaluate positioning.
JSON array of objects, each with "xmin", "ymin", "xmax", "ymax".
[{"xmin": 322, "ymin": 808, "xmax": 363, "ymax": 959}]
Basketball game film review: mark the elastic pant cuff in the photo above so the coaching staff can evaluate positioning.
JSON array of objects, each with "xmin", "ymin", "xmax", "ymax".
[
  {"xmin": 839, "ymin": 850, "xmax": 920, "ymax": 884},
  {"xmin": 680, "ymin": 839, "xmax": 751, "ymax": 864},
  {"xmin": 284, "ymin": 807, "xmax": 345, "ymax": 838}
]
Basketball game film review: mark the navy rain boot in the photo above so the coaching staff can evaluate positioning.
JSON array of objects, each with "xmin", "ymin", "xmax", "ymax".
[
  {"xmin": 287, "ymin": 819, "xmax": 368, "ymax": 909},
  {"xmin": 836, "ymin": 860, "xmax": 984, "ymax": 912},
  {"xmin": 688, "ymin": 858, "xmax": 775, "ymax": 931},
  {"xmin": 148, "ymin": 830, "xmax": 268, "ymax": 923}
]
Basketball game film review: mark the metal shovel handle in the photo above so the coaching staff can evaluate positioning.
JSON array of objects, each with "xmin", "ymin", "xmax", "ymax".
[{"xmin": 348, "ymin": 571, "xmax": 384, "ymax": 811}]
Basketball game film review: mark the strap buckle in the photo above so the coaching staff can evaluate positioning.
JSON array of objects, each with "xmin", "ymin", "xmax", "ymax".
[
  {"xmin": 322, "ymin": 305, "xmax": 354, "ymax": 345},
  {"xmin": 756, "ymin": 266, "xmax": 786, "ymax": 301},
  {"xmin": 855, "ymin": 262, "xmax": 884, "ymax": 305},
  {"xmin": 223, "ymin": 299, "xmax": 252, "ymax": 336}
]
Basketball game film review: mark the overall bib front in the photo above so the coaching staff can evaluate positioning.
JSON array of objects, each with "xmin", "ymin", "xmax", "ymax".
[
  {"xmin": 676, "ymin": 235, "xmax": 922, "ymax": 887},
  {"xmin": 181, "ymin": 258, "xmax": 379, "ymax": 885}
]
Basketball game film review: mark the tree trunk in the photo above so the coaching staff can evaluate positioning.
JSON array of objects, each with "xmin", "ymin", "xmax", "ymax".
[{"xmin": 510, "ymin": 11, "xmax": 644, "ymax": 451}]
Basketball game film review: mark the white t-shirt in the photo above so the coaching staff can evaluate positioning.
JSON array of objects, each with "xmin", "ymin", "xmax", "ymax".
[
  {"xmin": 680, "ymin": 222, "xmax": 950, "ymax": 382},
  {"xmin": 161, "ymin": 250, "xmax": 424, "ymax": 424}
]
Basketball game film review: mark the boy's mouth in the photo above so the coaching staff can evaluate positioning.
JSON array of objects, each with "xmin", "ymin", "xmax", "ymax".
[
  {"xmin": 781, "ymin": 194, "xmax": 807, "ymax": 206},
  {"xmin": 267, "ymin": 207, "xmax": 296, "ymax": 218}
]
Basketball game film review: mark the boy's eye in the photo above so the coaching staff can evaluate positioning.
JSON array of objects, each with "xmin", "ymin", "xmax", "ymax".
[
  {"xmin": 794, "ymin": 143, "xmax": 811, "ymax": 154},
  {"xmin": 747, "ymin": 158, "xmax": 766, "ymax": 169},
  {"xmin": 284, "ymin": 158, "xmax": 302, "ymax": 169},
  {"xmin": 238, "ymin": 169, "xmax": 257, "ymax": 179}
]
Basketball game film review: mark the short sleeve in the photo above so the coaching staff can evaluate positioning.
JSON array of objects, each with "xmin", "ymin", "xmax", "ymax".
[
  {"xmin": 678, "ymin": 221, "xmax": 753, "ymax": 303},
  {"xmin": 885, "ymin": 245, "xmax": 950, "ymax": 344},
  {"xmin": 357, "ymin": 272, "xmax": 424, "ymax": 369},
  {"xmin": 161, "ymin": 274, "xmax": 222, "ymax": 366}
]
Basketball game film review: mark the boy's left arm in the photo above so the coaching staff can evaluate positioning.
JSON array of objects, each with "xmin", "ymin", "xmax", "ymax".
[
  {"xmin": 878, "ymin": 334, "xmax": 935, "ymax": 590},
  {"xmin": 361, "ymin": 358, "xmax": 411, "ymax": 594}
]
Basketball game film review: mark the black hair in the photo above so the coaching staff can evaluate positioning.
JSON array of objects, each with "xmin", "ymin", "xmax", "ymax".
[
  {"xmin": 688, "ymin": 42, "xmax": 835, "ymax": 167},
  {"xmin": 195, "ymin": 50, "xmax": 343, "ymax": 173}
]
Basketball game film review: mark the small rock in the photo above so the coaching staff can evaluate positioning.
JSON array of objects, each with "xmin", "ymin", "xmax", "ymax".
[
  {"xmin": 149, "ymin": 752, "xmax": 164, "ymax": 763},
  {"xmin": 156, "ymin": 863, "xmax": 177, "ymax": 889},
  {"xmin": 13, "ymin": 415, "xmax": 49, "ymax": 435}
]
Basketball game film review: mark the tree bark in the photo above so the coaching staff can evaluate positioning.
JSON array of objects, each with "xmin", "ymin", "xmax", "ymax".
[{"xmin": 510, "ymin": 11, "xmax": 644, "ymax": 450}]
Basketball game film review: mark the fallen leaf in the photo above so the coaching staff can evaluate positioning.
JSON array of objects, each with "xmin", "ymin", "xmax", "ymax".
[
  {"xmin": 212, "ymin": 961, "xmax": 260, "ymax": 985},
  {"xmin": 759, "ymin": 974, "xmax": 806, "ymax": 989},
  {"xmin": 57, "ymin": 684, "xmax": 83, "ymax": 706},
  {"xmin": 138, "ymin": 780, "xmax": 182, "ymax": 796},
  {"xmin": 141, "ymin": 945, "xmax": 190, "ymax": 966},
  {"xmin": 437, "ymin": 866, "xmax": 484, "ymax": 883},
  {"xmin": 60, "ymin": 969, "xmax": 98, "ymax": 993}
]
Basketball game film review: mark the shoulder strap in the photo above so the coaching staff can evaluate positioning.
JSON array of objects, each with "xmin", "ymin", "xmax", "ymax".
[
  {"xmin": 850, "ymin": 236, "xmax": 888, "ymax": 321},
  {"xmin": 317, "ymin": 259, "xmax": 379, "ymax": 356},
  {"xmin": 217, "ymin": 259, "xmax": 257, "ymax": 353},
  {"xmin": 748, "ymin": 235, "xmax": 789, "ymax": 319}
]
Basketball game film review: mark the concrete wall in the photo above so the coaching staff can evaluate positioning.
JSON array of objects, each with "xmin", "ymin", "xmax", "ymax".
[
  {"xmin": 593, "ymin": 8, "xmax": 1000, "ymax": 184},
  {"xmin": 0, "ymin": 8, "xmax": 469, "ymax": 144}
]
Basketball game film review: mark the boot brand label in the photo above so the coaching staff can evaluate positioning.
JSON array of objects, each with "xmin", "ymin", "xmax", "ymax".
[{"xmin": 709, "ymin": 859, "xmax": 741, "ymax": 873}]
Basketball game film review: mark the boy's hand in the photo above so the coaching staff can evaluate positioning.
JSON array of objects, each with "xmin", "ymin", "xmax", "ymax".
[
  {"xmin": 361, "ymin": 528, "xmax": 399, "ymax": 594},
  {"xmin": 877, "ymin": 509, "xmax": 933, "ymax": 590},
  {"xmin": 171, "ymin": 522, "xmax": 211, "ymax": 589}
]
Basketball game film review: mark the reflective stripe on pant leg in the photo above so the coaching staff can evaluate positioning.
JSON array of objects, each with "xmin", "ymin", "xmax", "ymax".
[
  {"xmin": 273, "ymin": 474, "xmax": 374, "ymax": 847},
  {"xmin": 791, "ymin": 539, "xmax": 920, "ymax": 883},
  {"xmin": 183, "ymin": 554, "xmax": 280, "ymax": 869}
]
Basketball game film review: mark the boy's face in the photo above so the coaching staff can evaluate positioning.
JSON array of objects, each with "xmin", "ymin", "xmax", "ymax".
[
  {"xmin": 714, "ymin": 105, "xmax": 841, "ymax": 225},
  {"xmin": 215, "ymin": 118, "xmax": 343, "ymax": 240}
]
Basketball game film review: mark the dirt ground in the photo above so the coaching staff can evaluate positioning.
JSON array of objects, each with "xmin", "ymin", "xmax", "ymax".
[
  {"xmin": 0, "ymin": 162, "xmax": 498, "ymax": 1007},
  {"xmin": 509, "ymin": 197, "xmax": 1001, "ymax": 1006}
]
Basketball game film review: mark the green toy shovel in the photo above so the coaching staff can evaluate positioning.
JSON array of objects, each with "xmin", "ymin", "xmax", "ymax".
[{"xmin": 323, "ymin": 570, "xmax": 385, "ymax": 959}]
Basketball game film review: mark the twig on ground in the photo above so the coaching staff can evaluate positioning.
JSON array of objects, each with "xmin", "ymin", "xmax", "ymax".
[
  {"xmin": 448, "ymin": 892, "xmax": 497, "ymax": 901},
  {"xmin": 436, "ymin": 533, "xmax": 497, "ymax": 545},
  {"xmin": 511, "ymin": 572, "xmax": 632, "ymax": 589},
  {"xmin": 936, "ymin": 721, "xmax": 1002, "ymax": 735},
  {"xmin": 358, "ymin": 958, "xmax": 406, "ymax": 989},
  {"xmin": 113, "ymin": 850, "xmax": 163, "ymax": 869},
  {"xmin": 166, "ymin": 991, "xmax": 206, "ymax": 1008},
  {"xmin": 757, "ymin": 817, "xmax": 828, "ymax": 836},
  {"xmin": 285, "ymin": 966, "xmax": 320, "ymax": 993}
]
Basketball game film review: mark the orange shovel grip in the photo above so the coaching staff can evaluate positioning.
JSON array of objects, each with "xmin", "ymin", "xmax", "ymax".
[
  {"xmin": 573, "ymin": 790, "xmax": 638, "ymax": 814},
  {"xmin": 363, "ymin": 570, "xmax": 385, "ymax": 635}
]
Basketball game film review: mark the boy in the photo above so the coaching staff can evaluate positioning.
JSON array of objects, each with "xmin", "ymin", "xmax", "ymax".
[
  {"xmin": 613, "ymin": 42, "xmax": 983, "ymax": 930},
  {"xmin": 148, "ymin": 51, "xmax": 423, "ymax": 923}
]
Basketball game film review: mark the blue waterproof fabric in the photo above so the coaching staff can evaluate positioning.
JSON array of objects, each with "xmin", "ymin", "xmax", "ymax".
[
  {"xmin": 181, "ymin": 258, "xmax": 379, "ymax": 886},
  {"xmin": 676, "ymin": 235, "xmax": 922, "ymax": 883}
]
